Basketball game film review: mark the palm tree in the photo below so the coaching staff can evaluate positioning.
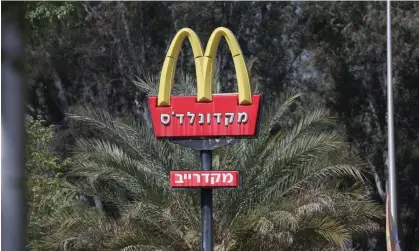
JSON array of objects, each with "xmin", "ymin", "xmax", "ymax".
[{"xmin": 41, "ymin": 75, "xmax": 382, "ymax": 251}]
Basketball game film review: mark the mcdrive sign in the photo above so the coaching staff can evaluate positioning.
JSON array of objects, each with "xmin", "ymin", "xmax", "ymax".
[
  {"xmin": 148, "ymin": 27, "xmax": 261, "ymax": 139},
  {"xmin": 170, "ymin": 170, "xmax": 240, "ymax": 189}
]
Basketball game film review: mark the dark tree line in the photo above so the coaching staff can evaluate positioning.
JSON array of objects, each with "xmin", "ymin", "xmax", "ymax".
[{"xmin": 24, "ymin": 1, "xmax": 419, "ymax": 250}]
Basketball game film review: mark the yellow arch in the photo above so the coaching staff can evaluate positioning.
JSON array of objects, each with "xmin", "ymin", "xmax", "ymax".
[
  {"xmin": 158, "ymin": 28, "xmax": 204, "ymax": 106},
  {"xmin": 157, "ymin": 27, "xmax": 252, "ymax": 106},
  {"xmin": 200, "ymin": 27, "xmax": 252, "ymax": 105}
]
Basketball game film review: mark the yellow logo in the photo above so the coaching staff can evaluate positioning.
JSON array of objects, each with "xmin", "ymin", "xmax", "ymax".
[{"xmin": 157, "ymin": 27, "xmax": 252, "ymax": 106}]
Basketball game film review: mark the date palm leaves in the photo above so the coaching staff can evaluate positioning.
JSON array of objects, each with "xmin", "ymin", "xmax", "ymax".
[{"xmin": 41, "ymin": 76, "xmax": 382, "ymax": 250}]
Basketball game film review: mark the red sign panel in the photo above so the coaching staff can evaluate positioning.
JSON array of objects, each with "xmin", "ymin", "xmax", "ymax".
[
  {"xmin": 170, "ymin": 170, "xmax": 240, "ymax": 188},
  {"xmin": 149, "ymin": 94, "xmax": 261, "ymax": 138}
]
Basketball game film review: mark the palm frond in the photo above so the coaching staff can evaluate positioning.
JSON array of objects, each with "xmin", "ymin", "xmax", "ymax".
[{"xmin": 45, "ymin": 74, "xmax": 383, "ymax": 251}]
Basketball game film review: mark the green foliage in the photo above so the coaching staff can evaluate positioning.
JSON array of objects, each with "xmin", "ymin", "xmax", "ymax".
[
  {"xmin": 26, "ymin": 116, "xmax": 76, "ymax": 250},
  {"xmin": 301, "ymin": 2, "xmax": 419, "ymax": 249},
  {"xmin": 42, "ymin": 77, "xmax": 382, "ymax": 251},
  {"xmin": 23, "ymin": 1, "xmax": 419, "ymax": 249},
  {"xmin": 25, "ymin": 1, "xmax": 76, "ymax": 24},
  {"xmin": 27, "ymin": 116, "xmax": 60, "ymax": 174}
]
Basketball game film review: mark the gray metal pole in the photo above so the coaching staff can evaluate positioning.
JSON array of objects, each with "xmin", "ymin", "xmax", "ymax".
[
  {"xmin": 200, "ymin": 150, "xmax": 213, "ymax": 251},
  {"xmin": 1, "ymin": 2, "xmax": 27, "ymax": 251},
  {"xmin": 386, "ymin": 0, "xmax": 401, "ymax": 249}
]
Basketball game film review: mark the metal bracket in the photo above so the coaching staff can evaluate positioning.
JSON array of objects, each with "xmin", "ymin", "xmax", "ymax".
[{"xmin": 169, "ymin": 138, "xmax": 238, "ymax": 150}]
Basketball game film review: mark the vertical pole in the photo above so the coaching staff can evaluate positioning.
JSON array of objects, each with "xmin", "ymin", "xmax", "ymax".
[
  {"xmin": 200, "ymin": 150, "xmax": 213, "ymax": 251},
  {"xmin": 1, "ymin": 2, "xmax": 27, "ymax": 251},
  {"xmin": 386, "ymin": 1, "xmax": 401, "ymax": 250}
]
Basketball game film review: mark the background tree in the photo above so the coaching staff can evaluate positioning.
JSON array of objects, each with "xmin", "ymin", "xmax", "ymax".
[
  {"xmin": 300, "ymin": 2, "xmax": 419, "ymax": 250},
  {"xmin": 35, "ymin": 75, "xmax": 382, "ymax": 251},
  {"xmin": 26, "ymin": 116, "xmax": 75, "ymax": 250},
  {"xmin": 24, "ymin": 1, "xmax": 419, "ymax": 250}
]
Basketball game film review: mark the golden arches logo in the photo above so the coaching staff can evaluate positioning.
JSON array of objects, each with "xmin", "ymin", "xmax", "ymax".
[{"xmin": 157, "ymin": 27, "xmax": 252, "ymax": 106}]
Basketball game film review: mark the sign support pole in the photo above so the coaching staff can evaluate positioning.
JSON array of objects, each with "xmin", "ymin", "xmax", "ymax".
[{"xmin": 200, "ymin": 150, "xmax": 214, "ymax": 251}]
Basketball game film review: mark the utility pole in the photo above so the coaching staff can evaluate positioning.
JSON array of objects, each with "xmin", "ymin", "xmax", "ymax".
[{"xmin": 386, "ymin": 1, "xmax": 402, "ymax": 250}]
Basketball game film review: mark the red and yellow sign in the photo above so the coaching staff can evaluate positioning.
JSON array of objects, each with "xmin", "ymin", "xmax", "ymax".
[{"xmin": 149, "ymin": 27, "xmax": 261, "ymax": 138}]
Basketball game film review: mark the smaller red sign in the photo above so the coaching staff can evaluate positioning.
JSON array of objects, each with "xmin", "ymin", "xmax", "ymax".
[{"xmin": 170, "ymin": 170, "xmax": 240, "ymax": 188}]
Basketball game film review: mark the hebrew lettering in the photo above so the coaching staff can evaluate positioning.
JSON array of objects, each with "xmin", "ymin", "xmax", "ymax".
[
  {"xmin": 183, "ymin": 173, "xmax": 192, "ymax": 180},
  {"xmin": 210, "ymin": 173, "xmax": 221, "ymax": 184},
  {"xmin": 160, "ymin": 114, "xmax": 171, "ymax": 125},
  {"xmin": 163, "ymin": 112, "xmax": 249, "ymax": 127},
  {"xmin": 237, "ymin": 112, "xmax": 248, "ymax": 124},
  {"xmin": 175, "ymin": 113, "xmax": 185, "ymax": 125},
  {"xmin": 187, "ymin": 112, "xmax": 195, "ymax": 124},
  {"xmin": 213, "ymin": 113, "xmax": 222, "ymax": 124},
  {"xmin": 171, "ymin": 171, "xmax": 238, "ymax": 187},
  {"xmin": 225, "ymin": 113, "xmax": 234, "ymax": 126},
  {"xmin": 222, "ymin": 173, "xmax": 234, "ymax": 183},
  {"xmin": 174, "ymin": 173, "xmax": 184, "ymax": 184},
  {"xmin": 201, "ymin": 173, "xmax": 210, "ymax": 183},
  {"xmin": 193, "ymin": 173, "xmax": 201, "ymax": 183},
  {"xmin": 198, "ymin": 113, "xmax": 205, "ymax": 124}
]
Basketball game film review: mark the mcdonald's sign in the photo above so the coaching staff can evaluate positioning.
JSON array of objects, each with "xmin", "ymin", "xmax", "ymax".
[
  {"xmin": 170, "ymin": 170, "xmax": 240, "ymax": 188},
  {"xmin": 148, "ymin": 27, "xmax": 261, "ymax": 138}
]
